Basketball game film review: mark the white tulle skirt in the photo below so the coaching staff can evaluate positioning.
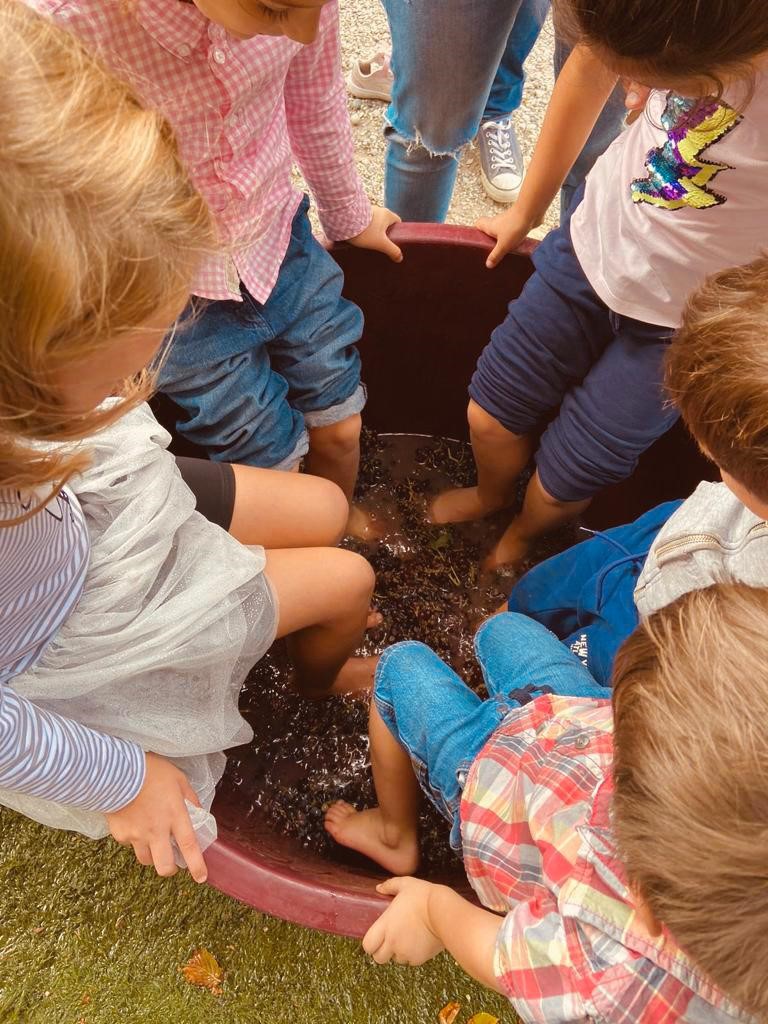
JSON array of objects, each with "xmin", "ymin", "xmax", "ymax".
[{"xmin": 1, "ymin": 403, "xmax": 277, "ymax": 849}]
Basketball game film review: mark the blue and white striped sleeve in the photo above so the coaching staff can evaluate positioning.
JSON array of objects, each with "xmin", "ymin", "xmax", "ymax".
[{"xmin": 0, "ymin": 682, "xmax": 146, "ymax": 813}]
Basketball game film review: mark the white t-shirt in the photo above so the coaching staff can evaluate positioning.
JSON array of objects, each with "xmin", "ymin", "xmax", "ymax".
[{"xmin": 571, "ymin": 76, "xmax": 768, "ymax": 327}]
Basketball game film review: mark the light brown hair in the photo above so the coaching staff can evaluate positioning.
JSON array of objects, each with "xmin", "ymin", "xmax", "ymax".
[
  {"xmin": 665, "ymin": 254, "xmax": 768, "ymax": 502},
  {"xmin": 0, "ymin": 0, "xmax": 212, "ymax": 501},
  {"xmin": 612, "ymin": 583, "xmax": 768, "ymax": 1018},
  {"xmin": 555, "ymin": 0, "xmax": 768, "ymax": 91}
]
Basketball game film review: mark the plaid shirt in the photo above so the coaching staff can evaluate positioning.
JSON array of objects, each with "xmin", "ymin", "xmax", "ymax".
[
  {"xmin": 32, "ymin": 0, "xmax": 371, "ymax": 303},
  {"xmin": 461, "ymin": 696, "xmax": 752, "ymax": 1024}
]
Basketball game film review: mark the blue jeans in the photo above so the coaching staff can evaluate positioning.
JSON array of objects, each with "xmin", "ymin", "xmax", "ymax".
[
  {"xmin": 374, "ymin": 613, "xmax": 605, "ymax": 852},
  {"xmin": 508, "ymin": 501, "xmax": 681, "ymax": 686},
  {"xmin": 158, "ymin": 197, "xmax": 365, "ymax": 468},
  {"xmin": 470, "ymin": 188, "xmax": 677, "ymax": 503},
  {"xmin": 382, "ymin": 0, "xmax": 549, "ymax": 221}
]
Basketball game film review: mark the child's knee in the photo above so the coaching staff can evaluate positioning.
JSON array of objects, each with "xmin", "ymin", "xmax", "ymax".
[
  {"xmin": 310, "ymin": 477, "xmax": 350, "ymax": 544},
  {"xmin": 308, "ymin": 413, "xmax": 361, "ymax": 457},
  {"xmin": 467, "ymin": 400, "xmax": 516, "ymax": 446},
  {"xmin": 338, "ymin": 548, "xmax": 375, "ymax": 601},
  {"xmin": 475, "ymin": 611, "xmax": 547, "ymax": 663},
  {"xmin": 375, "ymin": 641, "xmax": 441, "ymax": 704},
  {"xmin": 531, "ymin": 471, "xmax": 573, "ymax": 510}
]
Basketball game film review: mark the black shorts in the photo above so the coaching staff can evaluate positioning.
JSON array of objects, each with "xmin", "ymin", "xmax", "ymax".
[{"xmin": 175, "ymin": 457, "xmax": 236, "ymax": 532}]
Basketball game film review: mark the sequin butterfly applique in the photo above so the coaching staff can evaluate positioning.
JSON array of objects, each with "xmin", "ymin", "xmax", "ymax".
[{"xmin": 631, "ymin": 93, "xmax": 742, "ymax": 211}]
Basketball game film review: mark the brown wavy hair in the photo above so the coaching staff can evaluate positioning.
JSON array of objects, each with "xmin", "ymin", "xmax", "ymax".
[
  {"xmin": 555, "ymin": 0, "xmax": 768, "ymax": 92},
  {"xmin": 613, "ymin": 583, "xmax": 768, "ymax": 1017},
  {"xmin": 0, "ymin": 0, "xmax": 213, "ymax": 504}
]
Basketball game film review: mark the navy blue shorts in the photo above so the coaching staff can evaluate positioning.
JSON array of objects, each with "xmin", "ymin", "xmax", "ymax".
[{"xmin": 469, "ymin": 191, "xmax": 677, "ymax": 503}]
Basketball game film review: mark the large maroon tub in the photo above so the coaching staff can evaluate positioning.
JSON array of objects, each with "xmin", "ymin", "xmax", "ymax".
[{"xmin": 194, "ymin": 224, "xmax": 713, "ymax": 938}]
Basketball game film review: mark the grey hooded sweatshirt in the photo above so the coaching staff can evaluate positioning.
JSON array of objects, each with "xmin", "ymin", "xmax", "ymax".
[{"xmin": 634, "ymin": 481, "xmax": 768, "ymax": 619}]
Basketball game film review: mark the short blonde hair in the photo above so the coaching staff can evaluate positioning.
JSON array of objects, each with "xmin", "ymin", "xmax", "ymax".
[
  {"xmin": 0, "ymin": 0, "xmax": 212, "ymax": 497},
  {"xmin": 612, "ymin": 583, "xmax": 768, "ymax": 1018},
  {"xmin": 665, "ymin": 255, "xmax": 768, "ymax": 502}
]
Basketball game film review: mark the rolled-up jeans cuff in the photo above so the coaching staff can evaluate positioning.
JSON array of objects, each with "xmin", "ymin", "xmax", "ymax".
[
  {"xmin": 303, "ymin": 383, "xmax": 367, "ymax": 429},
  {"xmin": 272, "ymin": 432, "xmax": 309, "ymax": 471}
]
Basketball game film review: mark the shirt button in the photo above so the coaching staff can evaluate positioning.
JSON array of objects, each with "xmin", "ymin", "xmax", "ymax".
[
  {"xmin": 212, "ymin": 48, "xmax": 227, "ymax": 64},
  {"xmin": 227, "ymin": 111, "xmax": 239, "ymax": 126},
  {"xmin": 573, "ymin": 733, "xmax": 590, "ymax": 750},
  {"xmin": 177, "ymin": 43, "xmax": 191, "ymax": 58}
]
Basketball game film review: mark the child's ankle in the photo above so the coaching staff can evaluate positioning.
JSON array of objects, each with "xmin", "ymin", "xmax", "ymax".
[{"xmin": 380, "ymin": 816, "xmax": 416, "ymax": 850}]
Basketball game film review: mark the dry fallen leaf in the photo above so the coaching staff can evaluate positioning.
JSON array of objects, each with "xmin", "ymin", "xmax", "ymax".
[
  {"xmin": 180, "ymin": 948, "xmax": 224, "ymax": 996},
  {"xmin": 468, "ymin": 1014, "xmax": 499, "ymax": 1024},
  {"xmin": 438, "ymin": 1002, "xmax": 461, "ymax": 1024}
]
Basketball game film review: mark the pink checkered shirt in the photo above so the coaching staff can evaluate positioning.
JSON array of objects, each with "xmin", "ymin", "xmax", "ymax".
[
  {"xmin": 32, "ymin": 0, "xmax": 371, "ymax": 303},
  {"xmin": 460, "ymin": 696, "xmax": 751, "ymax": 1024}
]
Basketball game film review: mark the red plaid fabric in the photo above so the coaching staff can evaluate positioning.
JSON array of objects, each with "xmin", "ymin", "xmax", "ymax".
[
  {"xmin": 460, "ymin": 696, "xmax": 750, "ymax": 1024},
  {"xmin": 32, "ymin": 0, "xmax": 371, "ymax": 302}
]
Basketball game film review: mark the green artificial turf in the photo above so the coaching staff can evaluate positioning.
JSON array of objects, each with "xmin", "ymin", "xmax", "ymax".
[{"xmin": 0, "ymin": 809, "xmax": 513, "ymax": 1024}]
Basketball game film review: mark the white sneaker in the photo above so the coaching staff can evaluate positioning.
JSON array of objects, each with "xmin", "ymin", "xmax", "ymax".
[
  {"xmin": 347, "ymin": 52, "xmax": 393, "ymax": 103},
  {"xmin": 478, "ymin": 117, "xmax": 524, "ymax": 203}
]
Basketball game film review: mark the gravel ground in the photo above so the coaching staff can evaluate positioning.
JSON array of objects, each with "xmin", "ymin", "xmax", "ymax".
[{"xmin": 298, "ymin": 1, "xmax": 560, "ymax": 236}]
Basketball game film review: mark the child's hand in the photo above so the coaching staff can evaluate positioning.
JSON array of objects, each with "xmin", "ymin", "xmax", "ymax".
[
  {"xmin": 346, "ymin": 206, "xmax": 403, "ymax": 262},
  {"xmin": 105, "ymin": 751, "xmax": 208, "ymax": 883},
  {"xmin": 476, "ymin": 206, "xmax": 538, "ymax": 269},
  {"xmin": 622, "ymin": 81, "xmax": 651, "ymax": 125},
  {"xmin": 363, "ymin": 876, "xmax": 445, "ymax": 966}
]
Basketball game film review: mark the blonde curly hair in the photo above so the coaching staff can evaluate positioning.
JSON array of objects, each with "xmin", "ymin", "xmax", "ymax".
[
  {"xmin": 0, "ymin": 0, "xmax": 213, "ymax": 501},
  {"xmin": 613, "ymin": 583, "xmax": 768, "ymax": 1018}
]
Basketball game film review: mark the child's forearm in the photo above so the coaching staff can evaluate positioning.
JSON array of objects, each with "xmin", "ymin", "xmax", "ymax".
[
  {"xmin": 0, "ymin": 682, "xmax": 145, "ymax": 812},
  {"xmin": 515, "ymin": 45, "xmax": 620, "ymax": 226},
  {"xmin": 426, "ymin": 884, "xmax": 505, "ymax": 993}
]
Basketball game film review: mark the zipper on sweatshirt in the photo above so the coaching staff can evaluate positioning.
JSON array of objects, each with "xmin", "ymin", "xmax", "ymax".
[{"xmin": 653, "ymin": 521, "xmax": 768, "ymax": 563}]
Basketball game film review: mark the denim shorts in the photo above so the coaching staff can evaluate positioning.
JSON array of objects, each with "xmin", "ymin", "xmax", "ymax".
[
  {"xmin": 468, "ymin": 189, "xmax": 677, "ymax": 503},
  {"xmin": 373, "ymin": 612, "xmax": 605, "ymax": 853},
  {"xmin": 158, "ymin": 196, "xmax": 366, "ymax": 469}
]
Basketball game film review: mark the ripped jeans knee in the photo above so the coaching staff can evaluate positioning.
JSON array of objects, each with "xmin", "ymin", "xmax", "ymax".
[
  {"xmin": 383, "ymin": 125, "xmax": 467, "ymax": 221},
  {"xmin": 384, "ymin": 124, "xmax": 466, "ymax": 163}
]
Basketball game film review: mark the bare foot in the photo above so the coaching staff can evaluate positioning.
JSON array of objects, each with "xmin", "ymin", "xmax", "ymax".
[
  {"xmin": 366, "ymin": 608, "xmax": 383, "ymax": 630},
  {"xmin": 346, "ymin": 504, "xmax": 386, "ymax": 541},
  {"xmin": 324, "ymin": 801, "xmax": 419, "ymax": 875},
  {"xmin": 429, "ymin": 486, "xmax": 505, "ymax": 525},
  {"xmin": 296, "ymin": 655, "xmax": 380, "ymax": 700},
  {"xmin": 329, "ymin": 655, "xmax": 379, "ymax": 694},
  {"xmin": 483, "ymin": 526, "xmax": 532, "ymax": 571}
]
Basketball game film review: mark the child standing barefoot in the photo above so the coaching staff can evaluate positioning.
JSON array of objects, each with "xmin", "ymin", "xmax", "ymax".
[
  {"xmin": 506, "ymin": 255, "xmax": 768, "ymax": 686},
  {"xmin": 0, "ymin": 0, "xmax": 374, "ymax": 885},
  {"xmin": 431, "ymin": 0, "xmax": 768, "ymax": 569},
  {"xmin": 327, "ymin": 596, "xmax": 768, "ymax": 1022},
  {"xmin": 31, "ymin": 0, "xmax": 401, "ymax": 533}
]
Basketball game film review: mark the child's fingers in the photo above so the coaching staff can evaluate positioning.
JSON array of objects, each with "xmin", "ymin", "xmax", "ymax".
[
  {"xmin": 150, "ymin": 836, "xmax": 179, "ymax": 878},
  {"xmin": 173, "ymin": 814, "xmax": 208, "ymax": 883},
  {"xmin": 362, "ymin": 917, "xmax": 386, "ymax": 957},
  {"xmin": 376, "ymin": 876, "xmax": 406, "ymax": 896},
  {"xmin": 370, "ymin": 940, "xmax": 394, "ymax": 965},
  {"xmin": 486, "ymin": 239, "xmax": 509, "ymax": 269},
  {"xmin": 182, "ymin": 780, "xmax": 202, "ymax": 808},
  {"xmin": 475, "ymin": 216, "xmax": 498, "ymax": 238},
  {"xmin": 132, "ymin": 842, "xmax": 154, "ymax": 867},
  {"xmin": 381, "ymin": 235, "xmax": 404, "ymax": 263}
]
